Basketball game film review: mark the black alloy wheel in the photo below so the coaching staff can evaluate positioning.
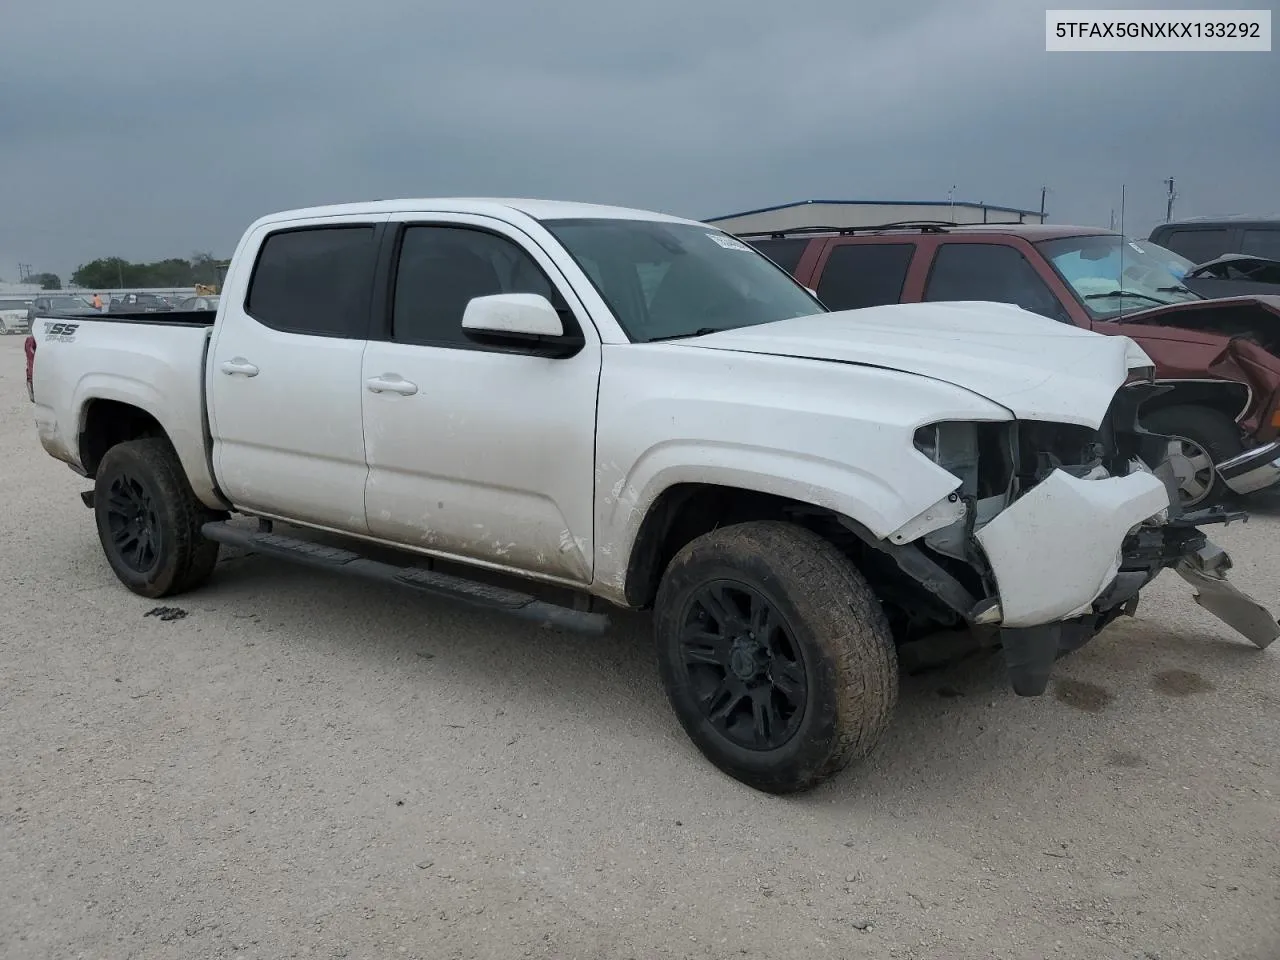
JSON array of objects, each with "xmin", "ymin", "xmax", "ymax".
[
  {"xmin": 103, "ymin": 470, "xmax": 163, "ymax": 574},
  {"xmin": 679, "ymin": 581, "xmax": 808, "ymax": 751}
]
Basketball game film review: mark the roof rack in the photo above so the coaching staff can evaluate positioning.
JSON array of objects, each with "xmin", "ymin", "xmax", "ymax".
[
  {"xmin": 742, "ymin": 219, "xmax": 1041, "ymax": 240},
  {"xmin": 745, "ymin": 220, "xmax": 958, "ymax": 240}
]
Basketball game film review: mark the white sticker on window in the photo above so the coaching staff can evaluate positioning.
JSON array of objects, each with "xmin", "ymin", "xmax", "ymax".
[{"xmin": 707, "ymin": 232, "xmax": 752, "ymax": 252}]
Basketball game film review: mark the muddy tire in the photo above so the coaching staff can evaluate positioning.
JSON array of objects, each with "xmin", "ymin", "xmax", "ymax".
[
  {"xmin": 1141, "ymin": 405, "xmax": 1243, "ymax": 509},
  {"xmin": 94, "ymin": 437, "xmax": 223, "ymax": 598},
  {"xmin": 653, "ymin": 520, "xmax": 898, "ymax": 794}
]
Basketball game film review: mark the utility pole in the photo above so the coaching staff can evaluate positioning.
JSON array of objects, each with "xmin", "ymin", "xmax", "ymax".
[
  {"xmin": 1040, "ymin": 185, "xmax": 1049, "ymax": 221},
  {"xmin": 1164, "ymin": 177, "xmax": 1177, "ymax": 222}
]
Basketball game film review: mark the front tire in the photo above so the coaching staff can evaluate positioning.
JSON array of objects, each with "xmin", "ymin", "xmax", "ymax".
[
  {"xmin": 94, "ymin": 437, "xmax": 223, "ymax": 598},
  {"xmin": 653, "ymin": 521, "xmax": 898, "ymax": 794}
]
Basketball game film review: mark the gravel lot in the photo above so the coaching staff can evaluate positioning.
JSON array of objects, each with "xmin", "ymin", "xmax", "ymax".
[{"xmin": 2, "ymin": 334, "xmax": 1278, "ymax": 960}]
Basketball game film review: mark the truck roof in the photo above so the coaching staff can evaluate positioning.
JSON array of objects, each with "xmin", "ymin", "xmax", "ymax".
[{"xmin": 251, "ymin": 198, "xmax": 697, "ymax": 229}]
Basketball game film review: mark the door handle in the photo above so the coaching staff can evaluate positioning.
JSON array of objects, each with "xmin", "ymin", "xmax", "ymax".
[
  {"xmin": 220, "ymin": 358, "xmax": 259, "ymax": 377},
  {"xmin": 365, "ymin": 374, "xmax": 418, "ymax": 396}
]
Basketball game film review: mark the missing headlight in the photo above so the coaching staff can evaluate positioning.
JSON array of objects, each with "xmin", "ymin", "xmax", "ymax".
[{"xmin": 914, "ymin": 421, "xmax": 1014, "ymax": 500}]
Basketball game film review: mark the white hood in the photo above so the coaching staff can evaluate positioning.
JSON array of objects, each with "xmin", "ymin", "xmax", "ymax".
[{"xmin": 683, "ymin": 301, "xmax": 1153, "ymax": 428}]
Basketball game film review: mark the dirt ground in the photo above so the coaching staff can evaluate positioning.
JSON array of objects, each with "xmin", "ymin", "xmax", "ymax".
[{"xmin": 1, "ymin": 335, "xmax": 1277, "ymax": 960}]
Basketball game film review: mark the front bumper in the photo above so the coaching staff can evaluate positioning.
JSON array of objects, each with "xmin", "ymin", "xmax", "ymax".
[
  {"xmin": 973, "ymin": 467, "xmax": 1278, "ymax": 696},
  {"xmin": 975, "ymin": 469, "xmax": 1171, "ymax": 628},
  {"xmin": 1218, "ymin": 441, "xmax": 1280, "ymax": 496}
]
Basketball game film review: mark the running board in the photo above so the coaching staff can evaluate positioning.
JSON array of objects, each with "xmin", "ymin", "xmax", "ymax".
[{"xmin": 200, "ymin": 521, "xmax": 610, "ymax": 635}]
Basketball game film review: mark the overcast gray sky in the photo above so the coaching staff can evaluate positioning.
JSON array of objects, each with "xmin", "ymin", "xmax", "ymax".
[{"xmin": 1, "ymin": 0, "xmax": 1276, "ymax": 281}]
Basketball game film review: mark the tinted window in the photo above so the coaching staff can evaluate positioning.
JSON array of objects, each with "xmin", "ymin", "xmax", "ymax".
[
  {"xmin": 392, "ymin": 225, "xmax": 558, "ymax": 347},
  {"xmin": 816, "ymin": 243, "xmax": 915, "ymax": 310},
  {"xmin": 246, "ymin": 225, "xmax": 378, "ymax": 337},
  {"xmin": 1159, "ymin": 228, "xmax": 1231, "ymax": 264},
  {"xmin": 745, "ymin": 238, "xmax": 809, "ymax": 275},
  {"xmin": 0, "ymin": 299, "xmax": 30, "ymax": 310},
  {"xmin": 924, "ymin": 243, "xmax": 1069, "ymax": 322},
  {"xmin": 1242, "ymin": 228, "xmax": 1280, "ymax": 261}
]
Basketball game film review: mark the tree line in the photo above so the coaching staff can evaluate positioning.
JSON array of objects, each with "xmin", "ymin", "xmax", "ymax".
[{"xmin": 68, "ymin": 252, "xmax": 228, "ymax": 290}]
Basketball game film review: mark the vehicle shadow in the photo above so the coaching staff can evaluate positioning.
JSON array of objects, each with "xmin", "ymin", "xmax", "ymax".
[{"xmin": 193, "ymin": 534, "xmax": 1272, "ymax": 808}]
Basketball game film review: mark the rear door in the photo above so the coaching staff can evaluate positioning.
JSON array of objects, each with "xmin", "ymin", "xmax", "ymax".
[
  {"xmin": 206, "ymin": 214, "xmax": 387, "ymax": 532},
  {"xmin": 360, "ymin": 213, "xmax": 601, "ymax": 583}
]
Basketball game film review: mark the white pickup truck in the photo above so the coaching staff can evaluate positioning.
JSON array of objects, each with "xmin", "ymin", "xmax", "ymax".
[{"xmin": 27, "ymin": 198, "xmax": 1279, "ymax": 793}]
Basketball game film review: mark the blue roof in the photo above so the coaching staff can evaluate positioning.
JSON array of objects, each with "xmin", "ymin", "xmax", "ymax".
[{"xmin": 705, "ymin": 198, "xmax": 1044, "ymax": 221}]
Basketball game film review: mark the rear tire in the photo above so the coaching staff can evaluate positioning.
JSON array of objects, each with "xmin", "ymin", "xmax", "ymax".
[
  {"xmin": 653, "ymin": 520, "xmax": 898, "ymax": 794},
  {"xmin": 94, "ymin": 437, "xmax": 223, "ymax": 598},
  {"xmin": 1141, "ymin": 405, "xmax": 1243, "ymax": 509}
]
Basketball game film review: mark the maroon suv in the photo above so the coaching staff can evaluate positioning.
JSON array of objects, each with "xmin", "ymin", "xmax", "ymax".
[{"xmin": 742, "ymin": 222, "xmax": 1280, "ymax": 509}]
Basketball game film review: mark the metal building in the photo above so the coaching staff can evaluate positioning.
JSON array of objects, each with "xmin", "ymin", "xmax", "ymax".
[{"xmin": 704, "ymin": 199, "xmax": 1046, "ymax": 235}]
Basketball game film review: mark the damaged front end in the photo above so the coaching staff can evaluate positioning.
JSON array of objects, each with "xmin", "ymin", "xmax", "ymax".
[{"xmin": 867, "ymin": 382, "xmax": 1278, "ymax": 696}]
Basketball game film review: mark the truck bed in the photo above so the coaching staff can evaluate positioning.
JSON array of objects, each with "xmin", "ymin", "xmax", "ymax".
[{"xmin": 29, "ymin": 312, "xmax": 221, "ymax": 507}]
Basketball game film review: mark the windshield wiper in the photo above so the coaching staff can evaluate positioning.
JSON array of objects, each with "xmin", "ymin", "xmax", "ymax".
[
  {"xmin": 647, "ymin": 327, "xmax": 725, "ymax": 343},
  {"xmin": 1156, "ymin": 284, "xmax": 1196, "ymax": 295},
  {"xmin": 1083, "ymin": 290, "xmax": 1169, "ymax": 306}
]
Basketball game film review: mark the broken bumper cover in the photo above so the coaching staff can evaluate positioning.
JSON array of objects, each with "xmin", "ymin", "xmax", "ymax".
[
  {"xmin": 1218, "ymin": 441, "xmax": 1280, "ymax": 496},
  {"xmin": 975, "ymin": 469, "xmax": 1171, "ymax": 628},
  {"xmin": 975, "ymin": 468, "xmax": 1279, "ymax": 696}
]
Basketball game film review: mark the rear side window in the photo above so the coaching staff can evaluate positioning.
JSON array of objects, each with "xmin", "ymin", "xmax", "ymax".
[
  {"xmin": 1159, "ymin": 228, "xmax": 1231, "ymax": 264},
  {"xmin": 816, "ymin": 243, "xmax": 915, "ymax": 310},
  {"xmin": 1242, "ymin": 228, "xmax": 1280, "ymax": 260},
  {"xmin": 246, "ymin": 225, "xmax": 378, "ymax": 337},
  {"xmin": 745, "ymin": 238, "xmax": 809, "ymax": 275},
  {"xmin": 924, "ymin": 242, "xmax": 1070, "ymax": 322}
]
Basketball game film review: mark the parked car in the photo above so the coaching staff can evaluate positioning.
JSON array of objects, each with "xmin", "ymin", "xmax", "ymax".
[
  {"xmin": 26, "ymin": 199, "xmax": 1278, "ymax": 793},
  {"xmin": 175, "ymin": 295, "xmax": 220, "ymax": 311},
  {"xmin": 741, "ymin": 222, "xmax": 1280, "ymax": 509},
  {"xmin": 1177, "ymin": 254, "xmax": 1280, "ymax": 299},
  {"xmin": 25, "ymin": 295, "xmax": 99, "ymax": 326},
  {"xmin": 0, "ymin": 298, "xmax": 34, "ymax": 334},
  {"xmin": 109, "ymin": 292, "xmax": 172, "ymax": 313},
  {"xmin": 1149, "ymin": 215, "xmax": 1280, "ymax": 265}
]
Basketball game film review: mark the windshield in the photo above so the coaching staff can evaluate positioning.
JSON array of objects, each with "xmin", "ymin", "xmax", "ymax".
[
  {"xmin": 1036, "ymin": 233, "xmax": 1201, "ymax": 318},
  {"xmin": 542, "ymin": 218, "xmax": 824, "ymax": 342},
  {"xmin": 0, "ymin": 300, "xmax": 31, "ymax": 311},
  {"xmin": 1140, "ymin": 240, "xmax": 1197, "ymax": 280}
]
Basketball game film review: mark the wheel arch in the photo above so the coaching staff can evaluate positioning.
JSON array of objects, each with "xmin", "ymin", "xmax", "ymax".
[
  {"xmin": 72, "ymin": 380, "xmax": 226, "ymax": 509},
  {"xmin": 79, "ymin": 398, "xmax": 167, "ymax": 477},
  {"xmin": 1141, "ymin": 379, "xmax": 1252, "ymax": 424}
]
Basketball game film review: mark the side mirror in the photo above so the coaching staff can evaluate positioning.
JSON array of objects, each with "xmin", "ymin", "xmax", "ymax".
[{"xmin": 461, "ymin": 293, "xmax": 583, "ymax": 358}]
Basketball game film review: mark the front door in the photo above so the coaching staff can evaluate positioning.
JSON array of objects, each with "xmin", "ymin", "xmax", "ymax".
[
  {"xmin": 207, "ymin": 216, "xmax": 386, "ymax": 532},
  {"xmin": 361, "ymin": 215, "xmax": 601, "ymax": 583}
]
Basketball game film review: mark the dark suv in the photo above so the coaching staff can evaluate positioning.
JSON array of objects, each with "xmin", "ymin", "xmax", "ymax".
[
  {"xmin": 1149, "ymin": 216, "xmax": 1280, "ymax": 264},
  {"xmin": 741, "ymin": 222, "xmax": 1280, "ymax": 509}
]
